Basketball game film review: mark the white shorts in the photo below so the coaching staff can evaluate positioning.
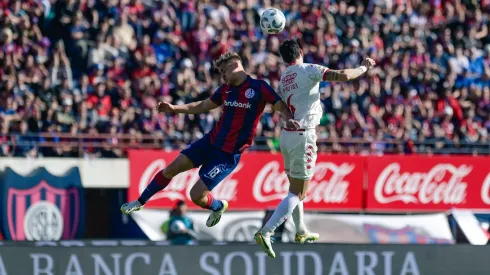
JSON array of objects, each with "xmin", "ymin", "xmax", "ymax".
[{"xmin": 280, "ymin": 128, "xmax": 318, "ymax": 180}]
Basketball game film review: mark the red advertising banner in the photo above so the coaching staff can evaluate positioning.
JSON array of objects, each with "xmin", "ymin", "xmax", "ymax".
[
  {"xmin": 366, "ymin": 155, "xmax": 490, "ymax": 211},
  {"xmin": 128, "ymin": 150, "xmax": 365, "ymax": 211},
  {"xmin": 128, "ymin": 151, "xmax": 490, "ymax": 212}
]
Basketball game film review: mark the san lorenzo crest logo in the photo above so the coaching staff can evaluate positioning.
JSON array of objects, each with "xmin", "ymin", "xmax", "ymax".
[
  {"xmin": 245, "ymin": 88, "xmax": 255, "ymax": 99},
  {"xmin": 0, "ymin": 167, "xmax": 85, "ymax": 241}
]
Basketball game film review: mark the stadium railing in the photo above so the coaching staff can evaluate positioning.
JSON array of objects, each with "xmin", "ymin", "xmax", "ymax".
[{"xmin": 2, "ymin": 133, "xmax": 489, "ymax": 156}]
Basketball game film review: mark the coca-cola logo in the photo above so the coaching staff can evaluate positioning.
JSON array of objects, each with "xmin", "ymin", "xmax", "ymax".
[
  {"xmin": 253, "ymin": 161, "xmax": 354, "ymax": 204},
  {"xmin": 139, "ymin": 159, "xmax": 241, "ymax": 203},
  {"xmin": 480, "ymin": 173, "xmax": 490, "ymax": 205},
  {"xmin": 374, "ymin": 163, "xmax": 471, "ymax": 205}
]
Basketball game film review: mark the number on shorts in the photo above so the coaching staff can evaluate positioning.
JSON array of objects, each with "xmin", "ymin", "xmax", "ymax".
[{"xmin": 206, "ymin": 166, "xmax": 221, "ymax": 179}]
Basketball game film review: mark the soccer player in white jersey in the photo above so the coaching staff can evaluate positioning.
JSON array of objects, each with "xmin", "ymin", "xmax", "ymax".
[{"xmin": 255, "ymin": 40, "xmax": 376, "ymax": 258}]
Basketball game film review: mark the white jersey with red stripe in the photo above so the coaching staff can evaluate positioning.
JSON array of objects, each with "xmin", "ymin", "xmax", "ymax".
[{"xmin": 277, "ymin": 63, "xmax": 329, "ymax": 129}]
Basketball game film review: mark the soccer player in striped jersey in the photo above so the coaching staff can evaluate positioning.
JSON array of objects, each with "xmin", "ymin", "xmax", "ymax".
[{"xmin": 121, "ymin": 52, "xmax": 299, "ymax": 227}]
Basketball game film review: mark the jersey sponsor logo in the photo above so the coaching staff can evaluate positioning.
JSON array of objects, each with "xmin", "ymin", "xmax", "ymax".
[
  {"xmin": 224, "ymin": 100, "xmax": 252, "ymax": 109},
  {"xmin": 281, "ymin": 72, "xmax": 297, "ymax": 86},
  {"xmin": 245, "ymin": 88, "xmax": 255, "ymax": 99}
]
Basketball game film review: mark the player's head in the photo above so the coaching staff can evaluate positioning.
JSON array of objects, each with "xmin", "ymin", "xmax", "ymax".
[
  {"xmin": 279, "ymin": 40, "xmax": 303, "ymax": 64},
  {"xmin": 213, "ymin": 52, "xmax": 245, "ymax": 85}
]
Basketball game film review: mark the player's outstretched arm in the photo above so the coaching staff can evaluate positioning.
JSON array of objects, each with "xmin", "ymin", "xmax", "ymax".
[
  {"xmin": 323, "ymin": 58, "xmax": 376, "ymax": 82},
  {"xmin": 273, "ymin": 101, "xmax": 300, "ymax": 130},
  {"xmin": 156, "ymin": 99, "xmax": 220, "ymax": 114}
]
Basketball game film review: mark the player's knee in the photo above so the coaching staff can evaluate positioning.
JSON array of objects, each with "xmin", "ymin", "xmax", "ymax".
[
  {"xmin": 190, "ymin": 191, "xmax": 207, "ymax": 207},
  {"xmin": 162, "ymin": 164, "xmax": 184, "ymax": 178},
  {"xmin": 297, "ymin": 193, "xmax": 306, "ymax": 201},
  {"xmin": 161, "ymin": 168, "xmax": 176, "ymax": 178},
  {"xmin": 289, "ymin": 190, "xmax": 306, "ymax": 201},
  {"xmin": 288, "ymin": 177, "xmax": 309, "ymax": 200},
  {"xmin": 162, "ymin": 154, "xmax": 194, "ymax": 178},
  {"xmin": 190, "ymin": 183, "xmax": 208, "ymax": 207}
]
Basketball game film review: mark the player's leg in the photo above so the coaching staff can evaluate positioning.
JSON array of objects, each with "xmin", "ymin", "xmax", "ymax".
[
  {"xmin": 283, "ymin": 159, "xmax": 308, "ymax": 237},
  {"xmin": 191, "ymin": 150, "xmax": 240, "ymax": 227},
  {"xmin": 255, "ymin": 130, "xmax": 297, "ymax": 258},
  {"xmin": 138, "ymin": 153, "xmax": 195, "ymax": 204},
  {"xmin": 255, "ymin": 130, "xmax": 318, "ymax": 257},
  {"xmin": 291, "ymin": 197, "xmax": 307, "ymax": 235},
  {"xmin": 120, "ymin": 153, "xmax": 195, "ymax": 214},
  {"xmin": 121, "ymin": 137, "xmax": 207, "ymax": 214},
  {"xmin": 256, "ymin": 175, "xmax": 305, "ymax": 233},
  {"xmin": 291, "ymin": 130, "xmax": 319, "ymax": 243},
  {"xmin": 289, "ymin": 176, "xmax": 319, "ymax": 244},
  {"xmin": 189, "ymin": 180, "xmax": 228, "ymax": 227}
]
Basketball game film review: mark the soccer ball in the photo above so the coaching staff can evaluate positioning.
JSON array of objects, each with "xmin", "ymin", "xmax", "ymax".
[{"xmin": 260, "ymin": 8, "xmax": 286, "ymax": 34}]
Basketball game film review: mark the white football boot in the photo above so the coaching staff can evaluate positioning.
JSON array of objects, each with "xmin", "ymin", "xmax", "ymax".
[
  {"xmin": 120, "ymin": 200, "xmax": 143, "ymax": 215},
  {"xmin": 295, "ymin": 231, "xmax": 320, "ymax": 244},
  {"xmin": 206, "ymin": 200, "xmax": 229, "ymax": 227}
]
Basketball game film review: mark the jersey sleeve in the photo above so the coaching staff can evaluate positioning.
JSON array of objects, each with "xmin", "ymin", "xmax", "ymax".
[
  {"xmin": 260, "ymin": 81, "xmax": 281, "ymax": 104},
  {"xmin": 209, "ymin": 85, "xmax": 224, "ymax": 105},
  {"xmin": 305, "ymin": 64, "xmax": 330, "ymax": 83}
]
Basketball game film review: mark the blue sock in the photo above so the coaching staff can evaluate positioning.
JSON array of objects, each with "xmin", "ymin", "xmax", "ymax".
[
  {"xmin": 206, "ymin": 193, "xmax": 223, "ymax": 212},
  {"xmin": 138, "ymin": 171, "xmax": 170, "ymax": 205}
]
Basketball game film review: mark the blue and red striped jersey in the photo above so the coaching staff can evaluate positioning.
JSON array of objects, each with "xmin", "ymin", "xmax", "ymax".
[{"xmin": 208, "ymin": 75, "xmax": 281, "ymax": 154}]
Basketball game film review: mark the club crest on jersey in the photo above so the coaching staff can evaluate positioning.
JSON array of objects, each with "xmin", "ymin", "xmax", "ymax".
[
  {"xmin": 245, "ymin": 88, "xmax": 255, "ymax": 99},
  {"xmin": 0, "ymin": 167, "xmax": 85, "ymax": 241}
]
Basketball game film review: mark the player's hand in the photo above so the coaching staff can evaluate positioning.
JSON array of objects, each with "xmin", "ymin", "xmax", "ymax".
[
  {"xmin": 285, "ymin": 119, "xmax": 301, "ymax": 130},
  {"xmin": 361, "ymin": 58, "xmax": 376, "ymax": 70},
  {"xmin": 156, "ymin": 101, "xmax": 175, "ymax": 113}
]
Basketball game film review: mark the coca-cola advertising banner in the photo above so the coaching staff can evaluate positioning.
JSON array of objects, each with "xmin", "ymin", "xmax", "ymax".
[
  {"xmin": 367, "ymin": 155, "xmax": 490, "ymax": 211},
  {"xmin": 128, "ymin": 150, "xmax": 364, "ymax": 211},
  {"xmin": 128, "ymin": 151, "xmax": 490, "ymax": 211}
]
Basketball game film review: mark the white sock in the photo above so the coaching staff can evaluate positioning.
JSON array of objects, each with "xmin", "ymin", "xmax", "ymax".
[
  {"xmin": 261, "ymin": 192, "xmax": 300, "ymax": 236},
  {"xmin": 292, "ymin": 201, "xmax": 307, "ymax": 235}
]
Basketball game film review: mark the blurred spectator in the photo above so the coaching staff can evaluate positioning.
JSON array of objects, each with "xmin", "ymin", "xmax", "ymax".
[
  {"xmin": 0, "ymin": 0, "xmax": 489, "ymax": 157},
  {"xmin": 163, "ymin": 200, "xmax": 196, "ymax": 245}
]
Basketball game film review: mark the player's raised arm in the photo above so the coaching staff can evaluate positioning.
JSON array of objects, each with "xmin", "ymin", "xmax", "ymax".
[
  {"xmin": 156, "ymin": 86, "xmax": 224, "ymax": 114},
  {"xmin": 322, "ymin": 58, "xmax": 376, "ymax": 82},
  {"xmin": 156, "ymin": 98, "xmax": 220, "ymax": 114}
]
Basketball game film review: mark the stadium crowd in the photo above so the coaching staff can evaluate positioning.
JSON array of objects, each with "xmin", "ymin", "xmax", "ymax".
[{"xmin": 0, "ymin": 0, "xmax": 489, "ymax": 158}]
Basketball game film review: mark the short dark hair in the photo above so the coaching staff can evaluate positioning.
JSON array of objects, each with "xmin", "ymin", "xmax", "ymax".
[{"xmin": 279, "ymin": 40, "xmax": 301, "ymax": 63}]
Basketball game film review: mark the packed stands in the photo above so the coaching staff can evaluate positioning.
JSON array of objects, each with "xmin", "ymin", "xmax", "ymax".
[{"xmin": 0, "ymin": 0, "xmax": 489, "ymax": 158}]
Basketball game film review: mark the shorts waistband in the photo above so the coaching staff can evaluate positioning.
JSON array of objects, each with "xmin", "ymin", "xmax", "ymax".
[
  {"xmin": 283, "ymin": 127, "xmax": 306, "ymax": 132},
  {"xmin": 283, "ymin": 127, "xmax": 317, "ymax": 132}
]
